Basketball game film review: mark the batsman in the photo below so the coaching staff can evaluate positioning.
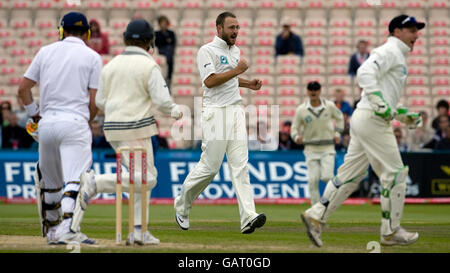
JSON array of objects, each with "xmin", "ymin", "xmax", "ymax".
[{"xmin": 301, "ymin": 15, "xmax": 425, "ymax": 247}]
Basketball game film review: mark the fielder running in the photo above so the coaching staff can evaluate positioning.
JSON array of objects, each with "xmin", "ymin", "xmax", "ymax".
[
  {"xmin": 174, "ymin": 12, "xmax": 266, "ymax": 234},
  {"xmin": 301, "ymin": 15, "xmax": 425, "ymax": 247},
  {"xmin": 18, "ymin": 12, "xmax": 102, "ymax": 244},
  {"xmin": 79, "ymin": 19, "xmax": 182, "ymax": 245},
  {"xmin": 290, "ymin": 81, "xmax": 344, "ymax": 205}
]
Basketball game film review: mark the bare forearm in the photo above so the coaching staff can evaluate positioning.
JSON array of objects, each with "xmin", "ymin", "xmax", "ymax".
[
  {"xmin": 238, "ymin": 77, "xmax": 250, "ymax": 88},
  {"xmin": 88, "ymin": 89, "xmax": 98, "ymax": 122},
  {"xmin": 204, "ymin": 69, "xmax": 240, "ymax": 88},
  {"xmin": 17, "ymin": 77, "xmax": 36, "ymax": 105}
]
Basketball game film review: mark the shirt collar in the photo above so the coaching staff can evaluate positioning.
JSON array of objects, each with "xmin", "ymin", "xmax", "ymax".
[
  {"xmin": 213, "ymin": 35, "xmax": 233, "ymax": 50},
  {"xmin": 62, "ymin": 36, "xmax": 86, "ymax": 45},
  {"xmin": 124, "ymin": 46, "xmax": 152, "ymax": 57},
  {"xmin": 387, "ymin": 36, "xmax": 411, "ymax": 57},
  {"xmin": 307, "ymin": 99, "xmax": 325, "ymax": 110}
]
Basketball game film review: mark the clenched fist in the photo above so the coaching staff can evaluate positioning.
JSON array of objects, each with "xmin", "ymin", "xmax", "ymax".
[{"xmin": 235, "ymin": 59, "xmax": 248, "ymax": 74}]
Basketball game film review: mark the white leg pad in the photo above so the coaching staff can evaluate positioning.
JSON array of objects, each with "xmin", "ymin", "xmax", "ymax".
[
  {"xmin": 380, "ymin": 166, "xmax": 408, "ymax": 236},
  {"xmin": 308, "ymin": 173, "xmax": 366, "ymax": 222},
  {"xmin": 34, "ymin": 163, "xmax": 63, "ymax": 237}
]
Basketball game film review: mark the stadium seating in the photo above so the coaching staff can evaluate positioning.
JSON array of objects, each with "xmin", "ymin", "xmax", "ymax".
[{"xmin": 0, "ymin": 0, "xmax": 449, "ymax": 147}]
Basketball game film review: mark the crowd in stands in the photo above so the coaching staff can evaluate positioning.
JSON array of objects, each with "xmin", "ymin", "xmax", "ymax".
[{"xmin": 0, "ymin": 13, "xmax": 449, "ymax": 153}]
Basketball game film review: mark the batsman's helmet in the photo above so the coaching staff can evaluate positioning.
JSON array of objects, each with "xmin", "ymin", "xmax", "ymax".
[{"xmin": 123, "ymin": 19, "xmax": 154, "ymax": 41}]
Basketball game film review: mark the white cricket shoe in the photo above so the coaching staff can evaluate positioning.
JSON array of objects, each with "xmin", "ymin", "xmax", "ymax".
[
  {"xmin": 381, "ymin": 227, "xmax": 419, "ymax": 246},
  {"xmin": 57, "ymin": 231, "xmax": 97, "ymax": 245},
  {"xmin": 132, "ymin": 229, "xmax": 160, "ymax": 245},
  {"xmin": 46, "ymin": 225, "xmax": 59, "ymax": 245},
  {"xmin": 79, "ymin": 170, "xmax": 96, "ymax": 210},
  {"xmin": 175, "ymin": 213, "xmax": 189, "ymax": 230},
  {"xmin": 301, "ymin": 212, "xmax": 324, "ymax": 247},
  {"xmin": 241, "ymin": 213, "xmax": 266, "ymax": 234}
]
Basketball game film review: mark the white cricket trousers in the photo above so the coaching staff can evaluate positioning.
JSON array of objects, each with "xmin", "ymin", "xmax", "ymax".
[
  {"xmin": 307, "ymin": 109, "xmax": 406, "ymax": 235},
  {"xmin": 174, "ymin": 105, "xmax": 259, "ymax": 229},
  {"xmin": 94, "ymin": 138, "xmax": 157, "ymax": 226},
  {"xmin": 304, "ymin": 150, "xmax": 335, "ymax": 205},
  {"xmin": 38, "ymin": 111, "xmax": 92, "ymax": 217}
]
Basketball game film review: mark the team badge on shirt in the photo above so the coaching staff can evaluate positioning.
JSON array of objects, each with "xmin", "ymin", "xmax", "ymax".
[
  {"xmin": 220, "ymin": 55, "xmax": 228, "ymax": 64},
  {"xmin": 305, "ymin": 116, "xmax": 313, "ymax": 124}
]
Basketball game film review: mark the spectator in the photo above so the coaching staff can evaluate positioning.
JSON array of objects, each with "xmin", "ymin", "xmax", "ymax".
[
  {"xmin": 90, "ymin": 120, "xmax": 111, "ymax": 149},
  {"xmin": 435, "ymin": 126, "xmax": 450, "ymax": 150},
  {"xmin": 279, "ymin": 120, "xmax": 303, "ymax": 150},
  {"xmin": 424, "ymin": 115, "xmax": 449, "ymax": 149},
  {"xmin": 335, "ymin": 128, "xmax": 350, "ymax": 152},
  {"xmin": 1, "ymin": 111, "xmax": 34, "ymax": 149},
  {"xmin": 155, "ymin": 15, "xmax": 176, "ymax": 87},
  {"xmin": 333, "ymin": 88, "xmax": 353, "ymax": 117},
  {"xmin": 14, "ymin": 95, "xmax": 28, "ymax": 128},
  {"xmin": 348, "ymin": 40, "xmax": 369, "ymax": 77},
  {"xmin": 1, "ymin": 101, "xmax": 12, "ymax": 127},
  {"xmin": 431, "ymin": 99, "xmax": 450, "ymax": 131},
  {"xmin": 151, "ymin": 121, "xmax": 169, "ymax": 155},
  {"xmin": 394, "ymin": 127, "xmax": 409, "ymax": 152},
  {"xmin": 407, "ymin": 111, "xmax": 434, "ymax": 150},
  {"xmin": 275, "ymin": 18, "xmax": 304, "ymax": 58},
  {"xmin": 87, "ymin": 19, "xmax": 110, "ymax": 55},
  {"xmin": 353, "ymin": 86, "xmax": 363, "ymax": 110}
]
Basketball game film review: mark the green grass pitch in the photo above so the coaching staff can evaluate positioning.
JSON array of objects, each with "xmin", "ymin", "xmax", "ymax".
[{"xmin": 0, "ymin": 203, "xmax": 449, "ymax": 253}]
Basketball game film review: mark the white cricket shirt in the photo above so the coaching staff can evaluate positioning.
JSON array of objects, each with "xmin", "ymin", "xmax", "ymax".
[
  {"xmin": 356, "ymin": 36, "xmax": 411, "ymax": 112},
  {"xmin": 24, "ymin": 37, "xmax": 102, "ymax": 121},
  {"xmin": 197, "ymin": 36, "xmax": 242, "ymax": 107}
]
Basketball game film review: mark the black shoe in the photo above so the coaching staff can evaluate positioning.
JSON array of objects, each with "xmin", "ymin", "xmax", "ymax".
[{"xmin": 241, "ymin": 213, "xmax": 266, "ymax": 234}]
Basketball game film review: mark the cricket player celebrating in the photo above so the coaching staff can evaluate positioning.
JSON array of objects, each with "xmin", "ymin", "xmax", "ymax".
[
  {"xmin": 174, "ymin": 12, "xmax": 266, "ymax": 234},
  {"xmin": 301, "ymin": 15, "xmax": 425, "ymax": 247},
  {"xmin": 80, "ymin": 19, "xmax": 182, "ymax": 245},
  {"xmin": 18, "ymin": 12, "xmax": 102, "ymax": 244},
  {"xmin": 290, "ymin": 81, "xmax": 344, "ymax": 205}
]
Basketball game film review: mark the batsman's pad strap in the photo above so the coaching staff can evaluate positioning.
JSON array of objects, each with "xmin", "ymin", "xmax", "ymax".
[
  {"xmin": 381, "ymin": 188, "xmax": 390, "ymax": 198},
  {"xmin": 63, "ymin": 191, "xmax": 78, "ymax": 200},
  {"xmin": 42, "ymin": 187, "xmax": 62, "ymax": 193},
  {"xmin": 332, "ymin": 176, "xmax": 343, "ymax": 188},
  {"xmin": 63, "ymin": 212, "xmax": 73, "ymax": 219},
  {"xmin": 320, "ymin": 197, "xmax": 330, "ymax": 207},
  {"xmin": 42, "ymin": 202, "xmax": 61, "ymax": 211},
  {"xmin": 36, "ymin": 162, "xmax": 42, "ymax": 181},
  {"xmin": 44, "ymin": 219, "xmax": 61, "ymax": 227},
  {"xmin": 382, "ymin": 211, "xmax": 390, "ymax": 219}
]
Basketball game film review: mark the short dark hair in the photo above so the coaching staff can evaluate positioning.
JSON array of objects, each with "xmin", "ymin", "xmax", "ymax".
[
  {"xmin": 436, "ymin": 99, "xmax": 449, "ymax": 110},
  {"xmin": 216, "ymin": 12, "xmax": 236, "ymax": 27},
  {"xmin": 64, "ymin": 27, "xmax": 88, "ymax": 37},
  {"xmin": 307, "ymin": 81, "xmax": 321, "ymax": 91},
  {"xmin": 357, "ymin": 40, "xmax": 368, "ymax": 45},
  {"xmin": 124, "ymin": 37, "xmax": 151, "ymax": 48},
  {"xmin": 158, "ymin": 15, "xmax": 170, "ymax": 25}
]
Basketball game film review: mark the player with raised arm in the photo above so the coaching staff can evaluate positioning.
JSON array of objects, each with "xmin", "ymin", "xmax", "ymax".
[{"xmin": 174, "ymin": 12, "xmax": 266, "ymax": 234}]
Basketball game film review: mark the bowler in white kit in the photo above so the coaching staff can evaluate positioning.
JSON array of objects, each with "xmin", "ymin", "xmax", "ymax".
[{"xmin": 174, "ymin": 12, "xmax": 266, "ymax": 234}]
